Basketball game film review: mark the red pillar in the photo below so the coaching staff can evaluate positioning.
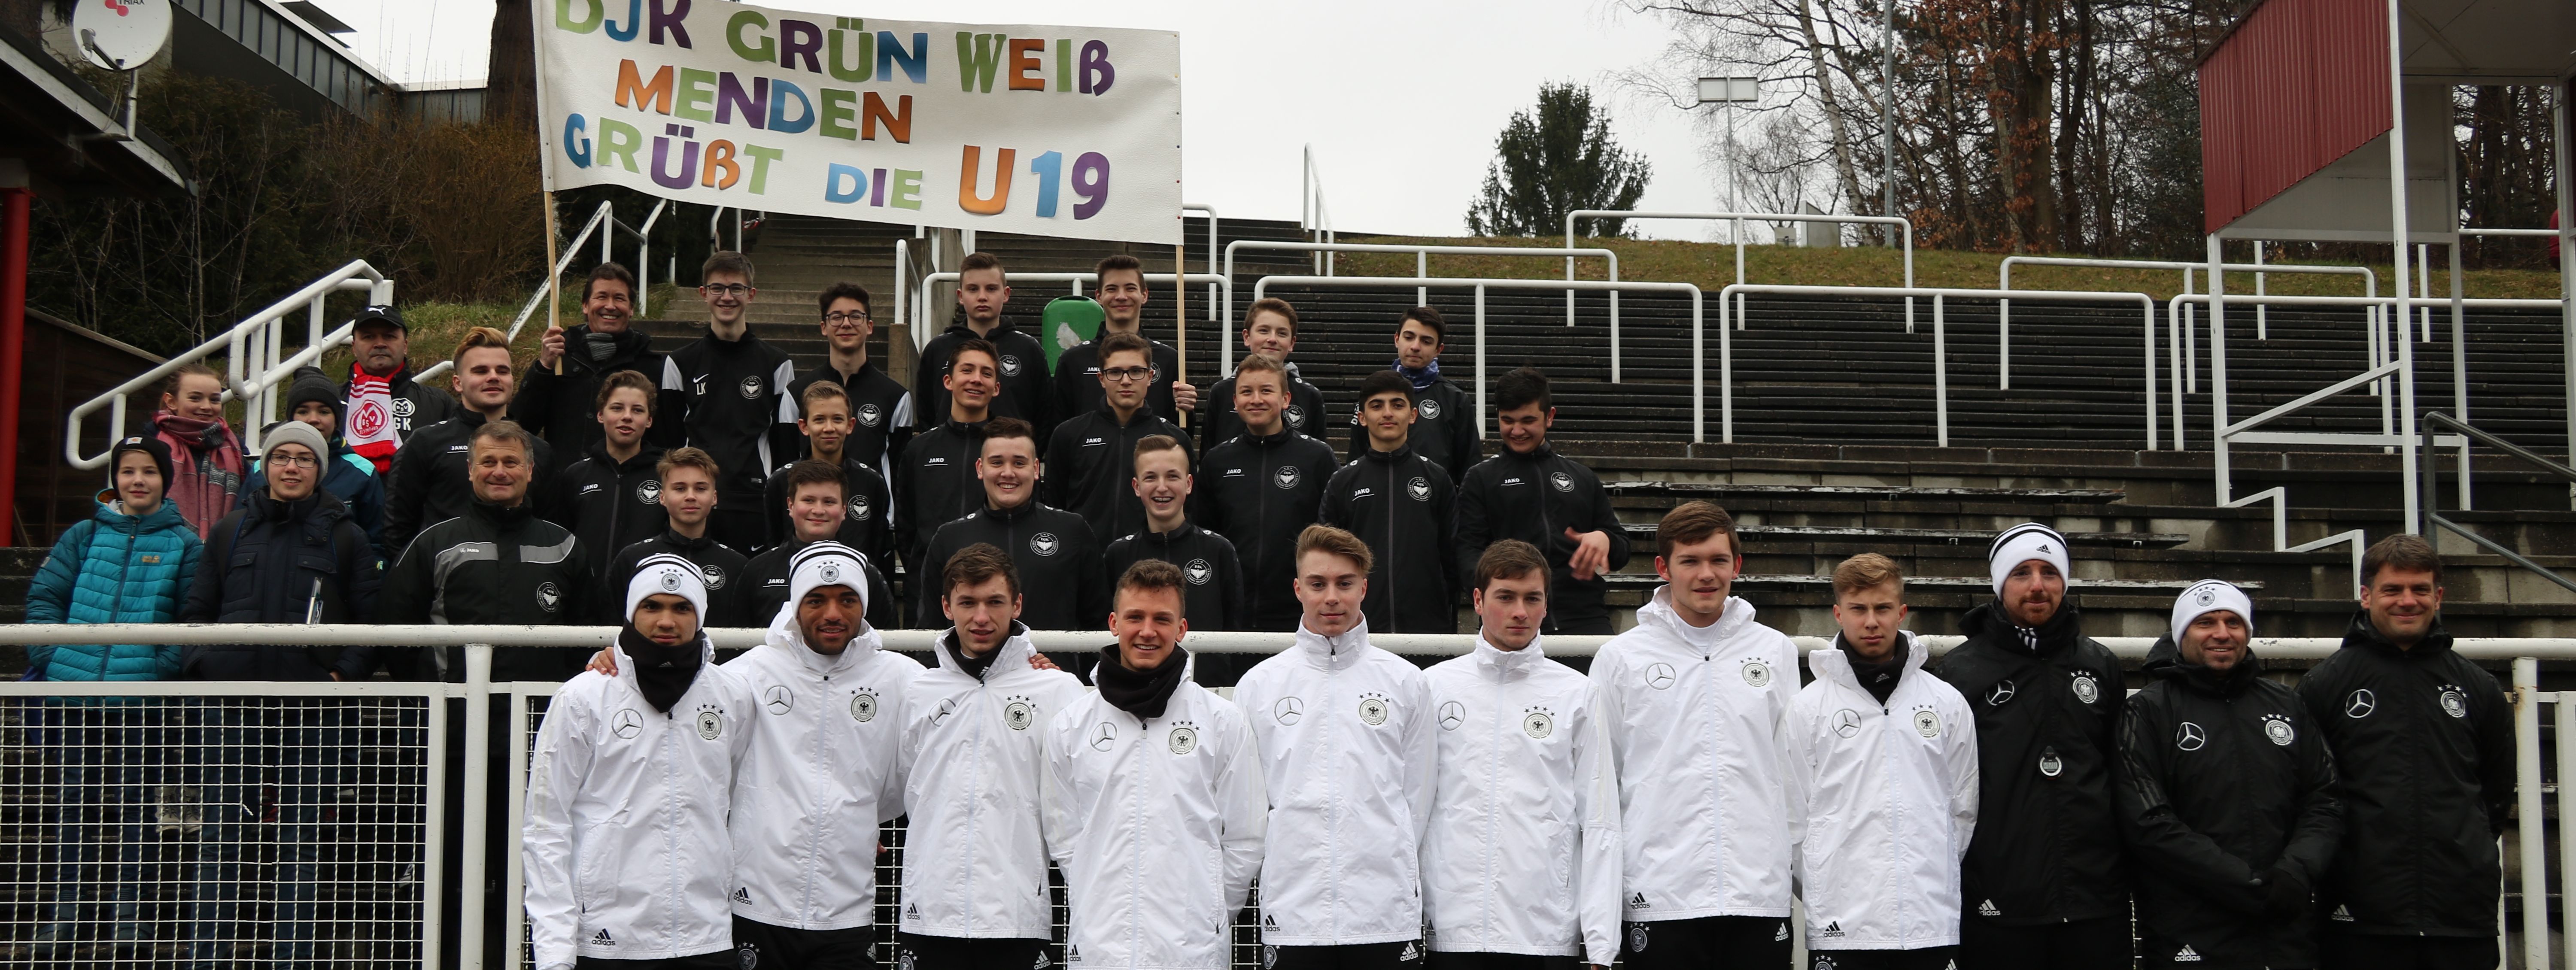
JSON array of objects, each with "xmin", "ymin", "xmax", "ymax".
[{"xmin": 0, "ymin": 188, "xmax": 31, "ymax": 547}]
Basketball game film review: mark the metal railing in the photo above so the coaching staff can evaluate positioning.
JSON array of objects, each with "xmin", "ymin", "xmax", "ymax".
[
  {"xmin": 907, "ymin": 271, "xmax": 1235, "ymax": 369},
  {"xmin": 1252, "ymin": 275, "xmax": 1704, "ymax": 440},
  {"xmin": 1715, "ymin": 284, "xmax": 2158, "ymax": 448},
  {"xmin": 496, "ymin": 200, "xmax": 660, "ymax": 349},
  {"xmin": 10, "ymin": 622, "xmax": 2576, "ymax": 969},
  {"xmin": 1564, "ymin": 210, "xmax": 1916, "ymax": 332},
  {"xmin": 64, "ymin": 261, "xmax": 391, "ymax": 470},
  {"xmin": 1999, "ymin": 255, "xmax": 2378, "ymax": 389},
  {"xmin": 2416, "ymin": 411, "xmax": 2576, "ymax": 597},
  {"xmin": 1300, "ymin": 145, "xmax": 1337, "ymax": 275},
  {"xmin": 1220, "ymin": 242, "xmax": 1622, "ymax": 376},
  {"xmin": 1182, "ymin": 203, "xmax": 1221, "ymax": 317}
]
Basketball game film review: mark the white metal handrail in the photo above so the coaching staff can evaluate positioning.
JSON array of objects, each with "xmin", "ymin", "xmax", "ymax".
[
  {"xmin": 1716, "ymin": 284, "xmax": 2158, "ymax": 448},
  {"xmin": 1253, "ymin": 275, "xmax": 1704, "ymax": 441},
  {"xmin": 502, "ymin": 200, "xmax": 654, "ymax": 346},
  {"xmin": 64, "ymin": 260, "xmax": 391, "ymax": 470},
  {"xmin": 2000, "ymin": 255, "xmax": 2378, "ymax": 390},
  {"xmin": 1301, "ymin": 144, "xmax": 1337, "ymax": 275},
  {"xmin": 1220, "ymin": 242, "xmax": 1624, "ymax": 376},
  {"xmin": 13, "ymin": 622, "xmax": 2576, "ymax": 660},
  {"xmin": 1564, "ymin": 210, "xmax": 1917, "ymax": 332},
  {"xmin": 1182, "ymin": 203, "xmax": 1220, "ymax": 318}
]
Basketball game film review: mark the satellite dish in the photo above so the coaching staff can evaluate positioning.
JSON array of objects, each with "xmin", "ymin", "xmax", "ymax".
[{"xmin": 73, "ymin": 0, "xmax": 173, "ymax": 72}]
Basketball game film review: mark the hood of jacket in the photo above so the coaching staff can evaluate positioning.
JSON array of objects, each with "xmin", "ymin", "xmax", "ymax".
[
  {"xmin": 762, "ymin": 597, "xmax": 882, "ymax": 676},
  {"xmin": 1808, "ymin": 630, "xmax": 1926, "ymax": 692},
  {"xmin": 1633, "ymin": 585, "xmax": 1759, "ymax": 653},
  {"xmin": 1292, "ymin": 618, "xmax": 1374, "ymax": 671},
  {"xmin": 934, "ymin": 623, "xmax": 1036, "ymax": 680},
  {"xmin": 2142, "ymin": 634, "xmax": 2263, "ymax": 697},
  {"xmin": 91, "ymin": 489, "xmax": 191, "ymax": 535},
  {"xmin": 2338, "ymin": 607, "xmax": 2455, "ymax": 658}
]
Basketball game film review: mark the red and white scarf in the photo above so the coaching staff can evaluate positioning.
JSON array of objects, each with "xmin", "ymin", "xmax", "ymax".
[{"xmin": 345, "ymin": 371, "xmax": 400, "ymax": 473}]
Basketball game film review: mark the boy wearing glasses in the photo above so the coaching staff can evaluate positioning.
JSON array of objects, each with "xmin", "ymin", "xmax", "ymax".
[
  {"xmin": 788, "ymin": 282, "xmax": 911, "ymax": 476},
  {"xmin": 1043, "ymin": 332, "xmax": 1190, "ymax": 542},
  {"xmin": 663, "ymin": 251, "xmax": 800, "ymax": 554}
]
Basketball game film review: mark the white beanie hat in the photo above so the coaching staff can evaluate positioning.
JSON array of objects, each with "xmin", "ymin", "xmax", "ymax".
[
  {"xmin": 785, "ymin": 542, "xmax": 868, "ymax": 620},
  {"xmin": 2170, "ymin": 579, "xmax": 2254, "ymax": 645},
  {"xmin": 625, "ymin": 554, "xmax": 709, "ymax": 622},
  {"xmin": 1988, "ymin": 522, "xmax": 2072, "ymax": 596}
]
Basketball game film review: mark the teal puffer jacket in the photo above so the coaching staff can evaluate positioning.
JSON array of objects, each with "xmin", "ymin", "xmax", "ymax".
[{"xmin": 25, "ymin": 492, "xmax": 201, "ymax": 681}]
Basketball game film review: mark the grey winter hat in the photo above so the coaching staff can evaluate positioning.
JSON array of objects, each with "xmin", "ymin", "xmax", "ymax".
[{"xmin": 261, "ymin": 421, "xmax": 331, "ymax": 467}]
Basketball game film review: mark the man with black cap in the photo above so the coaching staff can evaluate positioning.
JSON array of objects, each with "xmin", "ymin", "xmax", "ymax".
[
  {"xmin": 2298, "ymin": 535, "xmax": 2513, "ymax": 970},
  {"xmin": 245, "ymin": 365, "xmax": 387, "ymax": 557},
  {"xmin": 1043, "ymin": 559, "xmax": 1266, "ymax": 970},
  {"xmin": 525, "ymin": 555, "xmax": 754, "ymax": 970},
  {"xmin": 340, "ymin": 304, "xmax": 459, "ymax": 474},
  {"xmin": 1931, "ymin": 522, "xmax": 2128, "ymax": 968},
  {"xmin": 895, "ymin": 543, "xmax": 1088, "ymax": 970},
  {"xmin": 2119, "ymin": 579, "xmax": 2342, "ymax": 970}
]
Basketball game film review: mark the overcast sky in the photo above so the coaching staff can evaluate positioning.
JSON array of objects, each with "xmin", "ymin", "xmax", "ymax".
[{"xmin": 323, "ymin": 0, "xmax": 1740, "ymax": 239}]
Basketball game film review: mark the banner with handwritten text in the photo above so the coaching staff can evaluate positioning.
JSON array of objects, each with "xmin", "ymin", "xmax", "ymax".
[{"xmin": 535, "ymin": 1, "xmax": 1183, "ymax": 243}]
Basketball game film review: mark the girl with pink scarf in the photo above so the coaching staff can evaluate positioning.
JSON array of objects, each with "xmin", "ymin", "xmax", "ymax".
[{"xmin": 150, "ymin": 364, "xmax": 246, "ymax": 537}]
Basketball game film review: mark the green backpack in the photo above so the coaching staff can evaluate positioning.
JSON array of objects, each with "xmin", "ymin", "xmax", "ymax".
[{"xmin": 1041, "ymin": 296, "xmax": 1106, "ymax": 372}]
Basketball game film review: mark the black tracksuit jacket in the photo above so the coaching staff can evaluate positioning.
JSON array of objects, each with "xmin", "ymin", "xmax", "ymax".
[
  {"xmin": 1453, "ymin": 444, "xmax": 1629, "ymax": 634},
  {"xmin": 788, "ymin": 359, "xmax": 912, "ymax": 474},
  {"xmin": 1042, "ymin": 405, "xmax": 1189, "ymax": 544},
  {"xmin": 1321, "ymin": 445, "xmax": 1458, "ymax": 634},
  {"xmin": 1193, "ymin": 428, "xmax": 1338, "ymax": 630},
  {"xmin": 1346, "ymin": 375, "xmax": 1481, "ymax": 482},
  {"xmin": 914, "ymin": 500, "xmax": 1106, "ymax": 632},
  {"xmin": 1103, "ymin": 521, "xmax": 1247, "ymax": 632},
  {"xmin": 2296, "ymin": 612, "xmax": 2515, "ymax": 938},
  {"xmin": 1200, "ymin": 366, "xmax": 1330, "ymax": 454},
  {"xmin": 605, "ymin": 529, "xmax": 751, "ymax": 629},
  {"xmin": 912, "ymin": 322, "xmax": 1054, "ymax": 438},
  {"xmin": 2119, "ymin": 639, "xmax": 2342, "ymax": 968},
  {"xmin": 342, "ymin": 364, "xmax": 460, "ymax": 445},
  {"xmin": 382, "ymin": 410, "xmax": 557, "ymax": 556},
  {"xmin": 376, "ymin": 499, "xmax": 591, "ymax": 682},
  {"xmin": 1932, "ymin": 602, "xmax": 2129, "ymax": 925},
  {"xmin": 892, "ymin": 417, "xmax": 989, "ymax": 569},
  {"xmin": 539, "ymin": 443, "xmax": 667, "ymax": 580},
  {"xmin": 1055, "ymin": 334, "xmax": 1184, "ymax": 423},
  {"xmin": 741, "ymin": 537, "xmax": 898, "ymax": 634},
  {"xmin": 664, "ymin": 330, "xmax": 800, "ymax": 507},
  {"xmin": 761, "ymin": 455, "xmax": 893, "ymax": 564},
  {"xmin": 510, "ymin": 324, "xmax": 674, "ymax": 457}
]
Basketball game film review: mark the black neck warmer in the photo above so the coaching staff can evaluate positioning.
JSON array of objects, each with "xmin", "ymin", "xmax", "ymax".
[
  {"xmin": 1845, "ymin": 638, "xmax": 1910, "ymax": 705},
  {"xmin": 620, "ymin": 627, "xmax": 705, "ymax": 713},
  {"xmin": 944, "ymin": 627, "xmax": 1007, "ymax": 682},
  {"xmin": 2007, "ymin": 602, "xmax": 2083, "ymax": 656},
  {"xmin": 1094, "ymin": 645, "xmax": 1188, "ymax": 721}
]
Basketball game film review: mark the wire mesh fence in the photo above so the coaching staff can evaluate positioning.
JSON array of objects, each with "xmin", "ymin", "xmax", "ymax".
[{"xmin": 0, "ymin": 693, "xmax": 436, "ymax": 967}]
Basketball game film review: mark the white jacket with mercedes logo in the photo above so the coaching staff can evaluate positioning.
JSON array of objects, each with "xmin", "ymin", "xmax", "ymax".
[
  {"xmin": 1042, "ymin": 670, "xmax": 1267, "ymax": 970},
  {"xmin": 723, "ymin": 610, "xmax": 923, "ymax": 931},
  {"xmin": 1589, "ymin": 589, "xmax": 1801, "ymax": 922},
  {"xmin": 523, "ymin": 634, "xmax": 758, "ymax": 970},
  {"xmin": 1783, "ymin": 634, "xmax": 1981, "ymax": 951},
  {"xmin": 1230, "ymin": 621, "xmax": 1440, "ymax": 945},
  {"xmin": 1422, "ymin": 637, "xmax": 1623, "ymax": 966},
  {"xmin": 898, "ymin": 627, "xmax": 1087, "ymax": 940}
]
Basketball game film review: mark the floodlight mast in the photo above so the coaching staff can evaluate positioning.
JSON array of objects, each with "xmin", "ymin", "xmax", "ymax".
[{"xmin": 1697, "ymin": 76, "xmax": 1761, "ymax": 249}]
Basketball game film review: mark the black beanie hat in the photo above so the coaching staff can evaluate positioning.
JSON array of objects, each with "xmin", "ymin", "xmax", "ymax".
[
  {"xmin": 109, "ymin": 434, "xmax": 174, "ymax": 488},
  {"xmin": 285, "ymin": 365, "xmax": 346, "ymax": 441}
]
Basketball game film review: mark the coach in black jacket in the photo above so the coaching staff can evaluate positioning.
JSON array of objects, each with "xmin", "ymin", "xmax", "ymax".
[
  {"xmin": 377, "ymin": 421, "xmax": 591, "ymax": 683},
  {"xmin": 914, "ymin": 421, "xmax": 1105, "ymax": 630},
  {"xmin": 1934, "ymin": 522, "xmax": 2129, "ymax": 968},
  {"xmin": 1194, "ymin": 355, "xmax": 1338, "ymax": 630},
  {"xmin": 2119, "ymin": 580, "xmax": 2341, "ymax": 969},
  {"xmin": 1323, "ymin": 371, "xmax": 1458, "ymax": 634},
  {"xmin": 2298, "ymin": 535, "xmax": 2512, "ymax": 970},
  {"xmin": 1453, "ymin": 368, "xmax": 1627, "ymax": 634}
]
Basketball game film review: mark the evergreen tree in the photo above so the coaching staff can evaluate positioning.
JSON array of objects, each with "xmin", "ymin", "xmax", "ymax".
[{"xmin": 1467, "ymin": 83, "xmax": 1653, "ymax": 238}]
